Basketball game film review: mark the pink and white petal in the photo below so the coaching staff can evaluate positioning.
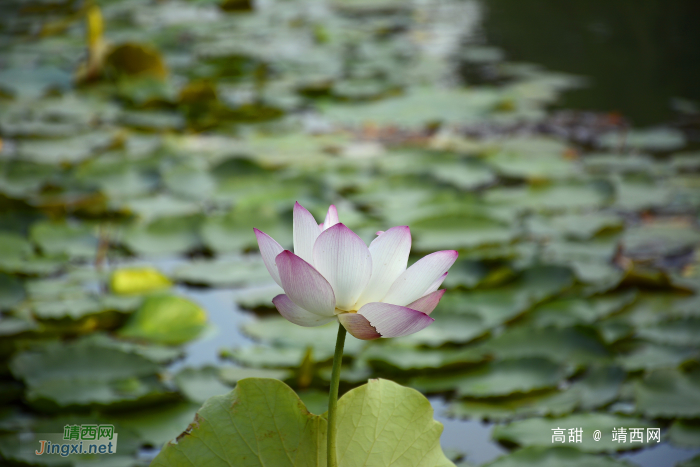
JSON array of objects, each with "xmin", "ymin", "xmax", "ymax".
[
  {"xmin": 382, "ymin": 250, "xmax": 458, "ymax": 306},
  {"xmin": 423, "ymin": 272, "xmax": 448, "ymax": 296},
  {"xmin": 321, "ymin": 205, "xmax": 339, "ymax": 231},
  {"xmin": 338, "ymin": 313, "xmax": 381, "ymax": 340},
  {"xmin": 358, "ymin": 302, "xmax": 434, "ymax": 338},
  {"xmin": 272, "ymin": 294, "xmax": 336, "ymax": 327},
  {"xmin": 254, "ymin": 228, "xmax": 284, "ymax": 287},
  {"xmin": 293, "ymin": 202, "xmax": 321, "ymax": 265},
  {"xmin": 312, "ymin": 223, "xmax": 372, "ymax": 311},
  {"xmin": 275, "ymin": 250, "xmax": 336, "ymax": 317},
  {"xmin": 406, "ymin": 289, "xmax": 445, "ymax": 315},
  {"xmin": 354, "ymin": 226, "xmax": 411, "ymax": 308}
]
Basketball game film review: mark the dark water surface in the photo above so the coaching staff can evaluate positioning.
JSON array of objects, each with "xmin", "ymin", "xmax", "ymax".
[{"xmin": 478, "ymin": 0, "xmax": 700, "ymax": 126}]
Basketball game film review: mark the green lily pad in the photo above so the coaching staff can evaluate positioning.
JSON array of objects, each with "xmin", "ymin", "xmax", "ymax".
[
  {"xmin": 9, "ymin": 339, "xmax": 173, "ymax": 410},
  {"xmin": 16, "ymin": 131, "xmax": 115, "ymax": 164},
  {"xmin": 151, "ymin": 378, "xmax": 454, "ymax": 467},
  {"xmin": 669, "ymin": 420, "xmax": 700, "ymax": 448},
  {"xmin": 173, "ymin": 366, "xmax": 233, "ymax": 404},
  {"xmin": 227, "ymin": 345, "xmax": 308, "ymax": 368},
  {"xmin": 623, "ymin": 222, "xmax": 700, "ymax": 259},
  {"xmin": 485, "ymin": 446, "xmax": 632, "ymax": 467},
  {"xmin": 122, "ymin": 215, "xmax": 203, "ymax": 256},
  {"xmin": 242, "ymin": 318, "xmax": 365, "ymax": 359},
  {"xmin": 218, "ymin": 367, "xmax": 292, "ymax": 384},
  {"xmin": 118, "ymin": 295, "xmax": 208, "ymax": 346},
  {"xmin": 30, "ymin": 221, "xmax": 99, "ymax": 259},
  {"xmin": 485, "ymin": 183, "xmax": 610, "ymax": 214},
  {"xmin": 634, "ymin": 368, "xmax": 700, "ymax": 418},
  {"xmin": 171, "ymin": 257, "xmax": 272, "ymax": 287},
  {"xmin": 411, "ymin": 358, "xmax": 570, "ymax": 397},
  {"xmin": 448, "ymin": 365, "xmax": 624, "ymax": 421},
  {"xmin": 0, "ymin": 273, "xmax": 25, "ymax": 311},
  {"xmin": 526, "ymin": 212, "xmax": 623, "ymax": 241},
  {"xmin": 362, "ymin": 342, "xmax": 487, "ymax": 372},
  {"xmin": 493, "ymin": 413, "xmax": 655, "ymax": 452},
  {"xmin": 637, "ymin": 318, "xmax": 700, "ymax": 346},
  {"xmin": 617, "ymin": 341, "xmax": 697, "ymax": 371},
  {"xmin": 201, "ymin": 206, "xmax": 291, "ymax": 253},
  {"xmin": 521, "ymin": 292, "xmax": 636, "ymax": 328},
  {"xmin": 410, "ymin": 214, "xmax": 518, "ymax": 252},
  {"xmin": 479, "ymin": 326, "xmax": 611, "ymax": 366}
]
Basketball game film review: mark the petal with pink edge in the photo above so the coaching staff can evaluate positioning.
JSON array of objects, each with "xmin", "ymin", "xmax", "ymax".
[
  {"xmin": 293, "ymin": 202, "xmax": 320, "ymax": 265},
  {"xmin": 423, "ymin": 272, "xmax": 448, "ymax": 296},
  {"xmin": 272, "ymin": 294, "xmax": 336, "ymax": 327},
  {"xmin": 406, "ymin": 289, "xmax": 445, "ymax": 315},
  {"xmin": 357, "ymin": 302, "xmax": 434, "ymax": 338},
  {"xmin": 338, "ymin": 313, "xmax": 380, "ymax": 340},
  {"xmin": 313, "ymin": 223, "xmax": 372, "ymax": 311},
  {"xmin": 382, "ymin": 250, "xmax": 458, "ymax": 306},
  {"xmin": 321, "ymin": 205, "xmax": 339, "ymax": 231},
  {"xmin": 275, "ymin": 250, "xmax": 336, "ymax": 317},
  {"xmin": 354, "ymin": 226, "xmax": 411, "ymax": 308},
  {"xmin": 254, "ymin": 228, "xmax": 284, "ymax": 287}
]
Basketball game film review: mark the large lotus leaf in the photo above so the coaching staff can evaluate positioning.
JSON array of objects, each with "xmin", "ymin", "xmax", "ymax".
[
  {"xmin": 637, "ymin": 318, "xmax": 700, "ymax": 346},
  {"xmin": 30, "ymin": 221, "xmax": 99, "ymax": 259},
  {"xmin": 82, "ymin": 333, "xmax": 182, "ymax": 364},
  {"xmin": 163, "ymin": 164, "xmax": 216, "ymax": 202},
  {"xmin": 597, "ymin": 128, "xmax": 686, "ymax": 152},
  {"xmin": 74, "ymin": 158, "xmax": 157, "ymax": 201},
  {"xmin": 362, "ymin": 342, "xmax": 487, "ymax": 372},
  {"xmin": 485, "ymin": 183, "xmax": 610, "ymax": 214},
  {"xmin": 118, "ymin": 295, "xmax": 208, "ymax": 345},
  {"xmin": 173, "ymin": 366, "xmax": 232, "ymax": 404},
  {"xmin": 485, "ymin": 446, "xmax": 632, "ymax": 467},
  {"xmin": 410, "ymin": 214, "xmax": 518, "ymax": 252},
  {"xmin": 245, "ymin": 133, "xmax": 348, "ymax": 167},
  {"xmin": 616, "ymin": 341, "xmax": 697, "ymax": 371},
  {"xmin": 107, "ymin": 401, "xmax": 202, "ymax": 448},
  {"xmin": 233, "ymin": 283, "xmax": 285, "ymax": 309},
  {"xmin": 29, "ymin": 295, "xmax": 137, "ymax": 320},
  {"xmin": 411, "ymin": 358, "xmax": 570, "ymax": 397},
  {"xmin": 493, "ymin": 413, "xmax": 655, "ymax": 453},
  {"xmin": 633, "ymin": 368, "xmax": 700, "ymax": 418},
  {"xmin": 521, "ymin": 291, "xmax": 636, "ymax": 328},
  {"xmin": 171, "ymin": 257, "xmax": 272, "ymax": 287},
  {"xmin": 110, "ymin": 267, "xmax": 173, "ymax": 295},
  {"xmin": 0, "ymin": 273, "xmax": 25, "ymax": 311},
  {"xmin": 479, "ymin": 326, "xmax": 611, "ymax": 366},
  {"xmin": 448, "ymin": 365, "xmax": 624, "ymax": 421},
  {"xmin": 151, "ymin": 378, "xmax": 454, "ymax": 467},
  {"xmin": 121, "ymin": 215, "xmax": 203, "ymax": 256},
  {"xmin": 242, "ymin": 318, "xmax": 365, "ymax": 358},
  {"xmin": 669, "ymin": 421, "xmax": 700, "ymax": 448}
]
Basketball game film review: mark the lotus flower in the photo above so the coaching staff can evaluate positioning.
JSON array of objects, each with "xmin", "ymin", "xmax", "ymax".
[{"xmin": 254, "ymin": 202, "xmax": 458, "ymax": 340}]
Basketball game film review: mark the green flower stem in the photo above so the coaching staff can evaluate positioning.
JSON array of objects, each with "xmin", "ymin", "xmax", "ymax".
[{"xmin": 327, "ymin": 322, "xmax": 347, "ymax": 467}]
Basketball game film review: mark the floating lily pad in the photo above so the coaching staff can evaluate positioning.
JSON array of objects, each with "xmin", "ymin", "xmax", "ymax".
[
  {"xmin": 218, "ymin": 366, "xmax": 291, "ymax": 384},
  {"xmin": 521, "ymin": 292, "xmax": 636, "ymax": 328},
  {"xmin": 118, "ymin": 295, "xmax": 208, "ymax": 346},
  {"xmin": 411, "ymin": 214, "xmax": 518, "ymax": 252},
  {"xmin": 598, "ymin": 128, "xmax": 686, "ymax": 152},
  {"xmin": 171, "ymin": 257, "xmax": 272, "ymax": 287},
  {"xmin": 122, "ymin": 215, "xmax": 203, "ymax": 256},
  {"xmin": 411, "ymin": 358, "xmax": 569, "ymax": 397},
  {"xmin": 110, "ymin": 267, "xmax": 173, "ymax": 295},
  {"xmin": 0, "ymin": 273, "xmax": 25, "ymax": 311},
  {"xmin": 634, "ymin": 368, "xmax": 700, "ymax": 418},
  {"xmin": 173, "ymin": 366, "xmax": 232, "ymax": 404},
  {"xmin": 362, "ymin": 342, "xmax": 487, "ymax": 372},
  {"xmin": 637, "ymin": 318, "xmax": 700, "ymax": 346},
  {"xmin": 485, "ymin": 446, "xmax": 632, "ymax": 467},
  {"xmin": 30, "ymin": 221, "xmax": 99, "ymax": 259},
  {"xmin": 107, "ymin": 401, "xmax": 202, "ymax": 447},
  {"xmin": 669, "ymin": 420, "xmax": 700, "ymax": 448},
  {"xmin": 617, "ymin": 341, "xmax": 697, "ymax": 371},
  {"xmin": 480, "ymin": 326, "xmax": 611, "ymax": 366}
]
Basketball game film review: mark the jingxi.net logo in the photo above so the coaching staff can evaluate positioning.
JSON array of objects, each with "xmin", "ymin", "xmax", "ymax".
[{"xmin": 27, "ymin": 424, "xmax": 118, "ymax": 458}]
